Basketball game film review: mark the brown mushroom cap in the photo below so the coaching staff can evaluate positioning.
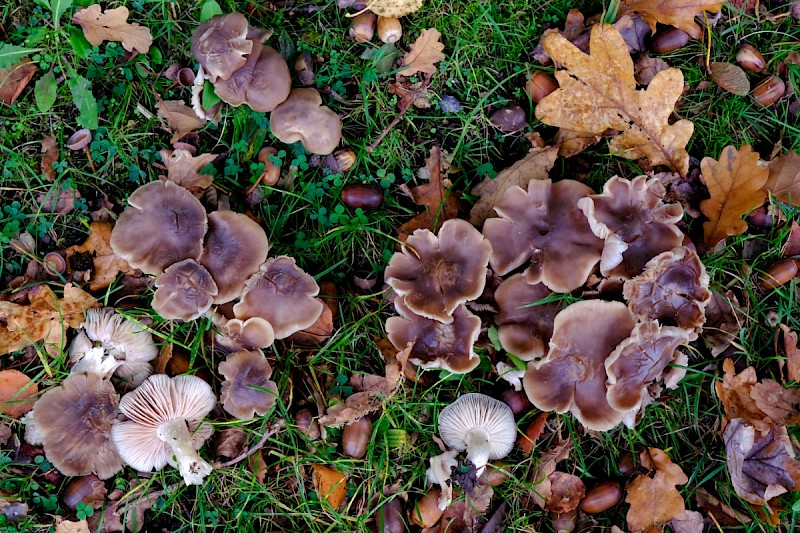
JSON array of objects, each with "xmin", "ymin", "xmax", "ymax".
[
  {"xmin": 190, "ymin": 13, "xmax": 253, "ymax": 83},
  {"xmin": 494, "ymin": 274, "xmax": 560, "ymax": 361},
  {"xmin": 604, "ymin": 321, "xmax": 691, "ymax": 413},
  {"xmin": 219, "ymin": 350, "xmax": 278, "ymax": 420},
  {"xmin": 110, "ymin": 180, "xmax": 208, "ymax": 275},
  {"xmin": 269, "ymin": 88, "xmax": 342, "ymax": 155},
  {"xmin": 386, "ymin": 297, "xmax": 481, "ymax": 373},
  {"xmin": 32, "ymin": 373, "xmax": 123, "ymax": 479},
  {"xmin": 523, "ymin": 300, "xmax": 635, "ymax": 431},
  {"xmin": 385, "ymin": 218, "xmax": 492, "ymax": 323},
  {"xmin": 214, "ymin": 42, "xmax": 292, "ymax": 112},
  {"xmin": 199, "ymin": 211, "xmax": 270, "ymax": 304},
  {"xmin": 232, "ymin": 256, "xmax": 323, "ymax": 339},
  {"xmin": 623, "ymin": 246, "xmax": 711, "ymax": 338},
  {"xmin": 152, "ymin": 259, "xmax": 219, "ymax": 321},
  {"xmin": 214, "ymin": 316, "xmax": 276, "ymax": 352},
  {"xmin": 482, "ymin": 179, "xmax": 603, "ymax": 293},
  {"xmin": 577, "ymin": 176, "xmax": 684, "ymax": 279},
  {"xmin": 67, "ymin": 129, "xmax": 92, "ymax": 151}
]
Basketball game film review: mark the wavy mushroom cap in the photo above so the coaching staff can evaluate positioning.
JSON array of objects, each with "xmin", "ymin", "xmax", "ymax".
[
  {"xmin": 153, "ymin": 259, "xmax": 219, "ymax": 321},
  {"xmin": 214, "ymin": 42, "xmax": 291, "ymax": 112},
  {"xmin": 623, "ymin": 246, "xmax": 711, "ymax": 338},
  {"xmin": 270, "ymin": 88, "xmax": 342, "ymax": 155},
  {"xmin": 215, "ymin": 316, "xmax": 276, "ymax": 352},
  {"xmin": 385, "ymin": 218, "xmax": 492, "ymax": 323},
  {"xmin": 33, "ymin": 373, "xmax": 123, "ymax": 479},
  {"xmin": 219, "ymin": 350, "xmax": 278, "ymax": 420},
  {"xmin": 577, "ymin": 176, "xmax": 684, "ymax": 279},
  {"xmin": 199, "ymin": 211, "xmax": 270, "ymax": 304},
  {"xmin": 190, "ymin": 12, "xmax": 253, "ymax": 83},
  {"xmin": 494, "ymin": 274, "xmax": 560, "ymax": 361},
  {"xmin": 604, "ymin": 321, "xmax": 691, "ymax": 414},
  {"xmin": 523, "ymin": 300, "xmax": 635, "ymax": 431},
  {"xmin": 386, "ymin": 297, "xmax": 481, "ymax": 373},
  {"xmin": 110, "ymin": 180, "xmax": 208, "ymax": 275},
  {"xmin": 233, "ymin": 256, "xmax": 323, "ymax": 339},
  {"xmin": 482, "ymin": 179, "xmax": 604, "ymax": 293}
]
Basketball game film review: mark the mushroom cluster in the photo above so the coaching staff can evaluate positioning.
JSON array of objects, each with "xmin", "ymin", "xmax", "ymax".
[{"xmin": 190, "ymin": 13, "xmax": 342, "ymax": 155}]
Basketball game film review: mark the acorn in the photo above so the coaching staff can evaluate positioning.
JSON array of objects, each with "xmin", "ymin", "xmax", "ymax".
[
  {"xmin": 551, "ymin": 509, "xmax": 577, "ymax": 532},
  {"xmin": 525, "ymin": 71, "xmax": 558, "ymax": 103},
  {"xmin": 501, "ymin": 388, "xmax": 532, "ymax": 415},
  {"xmin": 651, "ymin": 27, "xmax": 690, "ymax": 54},
  {"xmin": 410, "ymin": 489, "xmax": 444, "ymax": 528},
  {"xmin": 257, "ymin": 147, "xmax": 281, "ymax": 187},
  {"xmin": 377, "ymin": 16, "xmax": 402, "ymax": 44},
  {"xmin": 375, "ymin": 497, "xmax": 404, "ymax": 533},
  {"xmin": 752, "ymin": 75, "xmax": 785, "ymax": 106},
  {"xmin": 736, "ymin": 44, "xmax": 767, "ymax": 73},
  {"xmin": 760, "ymin": 259, "xmax": 798, "ymax": 289},
  {"xmin": 342, "ymin": 416, "xmax": 372, "ymax": 458},
  {"xmin": 617, "ymin": 451, "xmax": 637, "ymax": 476},
  {"xmin": 579, "ymin": 481, "xmax": 624, "ymax": 514},
  {"xmin": 63, "ymin": 475, "xmax": 106, "ymax": 510},
  {"xmin": 341, "ymin": 184, "xmax": 383, "ymax": 210},
  {"xmin": 349, "ymin": 12, "xmax": 376, "ymax": 43}
]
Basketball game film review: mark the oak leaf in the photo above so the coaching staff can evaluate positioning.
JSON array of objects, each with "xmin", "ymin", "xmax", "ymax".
[
  {"xmin": 779, "ymin": 324, "xmax": 800, "ymax": 383},
  {"xmin": 72, "ymin": 5, "xmax": 153, "ymax": 54},
  {"xmin": 764, "ymin": 150, "xmax": 800, "ymax": 205},
  {"xmin": 545, "ymin": 471, "xmax": 585, "ymax": 513},
  {"xmin": 702, "ymin": 290, "xmax": 745, "ymax": 357},
  {"xmin": 311, "ymin": 464, "xmax": 347, "ymax": 509},
  {"xmin": 64, "ymin": 220, "xmax": 135, "ymax": 291},
  {"xmin": 625, "ymin": 448, "xmax": 688, "ymax": 533},
  {"xmin": 0, "ymin": 369, "xmax": 37, "ymax": 418},
  {"xmin": 529, "ymin": 437, "xmax": 572, "ymax": 508},
  {"xmin": 402, "ymin": 28, "xmax": 445, "ymax": 76},
  {"xmin": 699, "ymin": 145, "xmax": 768, "ymax": 247},
  {"xmin": 157, "ymin": 100, "xmax": 206, "ymax": 143},
  {"xmin": 159, "ymin": 149, "xmax": 215, "ymax": 194},
  {"xmin": 0, "ymin": 58, "xmax": 36, "ymax": 105},
  {"xmin": 620, "ymin": 0, "xmax": 723, "ymax": 40},
  {"xmin": 535, "ymin": 24, "xmax": 693, "ymax": 175}
]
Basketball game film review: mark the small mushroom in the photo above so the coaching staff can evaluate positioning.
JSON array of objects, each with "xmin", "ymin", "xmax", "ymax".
[
  {"xmin": 213, "ymin": 315, "xmax": 276, "ymax": 352},
  {"xmin": 213, "ymin": 40, "xmax": 292, "ymax": 112},
  {"xmin": 190, "ymin": 13, "xmax": 253, "ymax": 83},
  {"xmin": 218, "ymin": 350, "xmax": 278, "ymax": 420},
  {"xmin": 437, "ymin": 393, "xmax": 516, "ymax": 476},
  {"xmin": 152, "ymin": 259, "xmax": 219, "ymax": 321},
  {"xmin": 426, "ymin": 449, "xmax": 459, "ymax": 510},
  {"xmin": 112, "ymin": 374, "xmax": 216, "ymax": 485},
  {"xmin": 385, "ymin": 218, "xmax": 492, "ymax": 323},
  {"xmin": 494, "ymin": 274, "xmax": 560, "ymax": 361},
  {"xmin": 110, "ymin": 180, "xmax": 208, "ymax": 275},
  {"xmin": 67, "ymin": 129, "xmax": 95, "ymax": 172},
  {"xmin": 270, "ymin": 88, "xmax": 342, "ymax": 155}
]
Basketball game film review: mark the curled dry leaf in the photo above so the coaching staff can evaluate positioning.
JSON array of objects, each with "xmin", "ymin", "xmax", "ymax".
[
  {"xmin": 72, "ymin": 5, "xmax": 153, "ymax": 54},
  {"xmin": 764, "ymin": 150, "xmax": 800, "ymax": 205},
  {"xmin": 0, "ymin": 58, "xmax": 36, "ymax": 106},
  {"xmin": 159, "ymin": 149, "xmax": 215, "ymax": 194},
  {"xmin": 517, "ymin": 412, "xmax": 548, "ymax": 455},
  {"xmin": 55, "ymin": 519, "xmax": 91, "ymax": 533},
  {"xmin": 620, "ymin": 0, "xmax": 723, "ymax": 40},
  {"xmin": 634, "ymin": 54, "xmax": 668, "ymax": 86},
  {"xmin": 625, "ymin": 448, "xmax": 689, "ymax": 533},
  {"xmin": 545, "ymin": 471, "xmax": 585, "ymax": 513},
  {"xmin": 700, "ymin": 145, "xmax": 768, "ymax": 247},
  {"xmin": 64, "ymin": 221, "xmax": 136, "ymax": 291},
  {"xmin": 0, "ymin": 369, "xmax": 38, "ymax": 418},
  {"xmin": 529, "ymin": 437, "xmax": 572, "ymax": 509},
  {"xmin": 311, "ymin": 464, "xmax": 347, "ymax": 509},
  {"xmin": 695, "ymin": 487, "xmax": 751, "ymax": 527},
  {"xmin": 702, "ymin": 290, "xmax": 745, "ymax": 357},
  {"xmin": 535, "ymin": 24, "xmax": 693, "ymax": 175},
  {"xmin": 157, "ymin": 100, "xmax": 207, "ymax": 143},
  {"xmin": 402, "ymin": 28, "xmax": 445, "ymax": 77},
  {"xmin": 779, "ymin": 324, "xmax": 800, "ymax": 383},
  {"xmin": 216, "ymin": 427, "xmax": 248, "ymax": 459},
  {"xmin": 41, "ymin": 136, "xmax": 59, "ymax": 182}
]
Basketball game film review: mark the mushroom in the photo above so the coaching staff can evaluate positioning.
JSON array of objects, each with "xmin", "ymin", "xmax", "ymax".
[
  {"xmin": 213, "ymin": 315, "xmax": 276, "ymax": 352},
  {"xmin": 199, "ymin": 211, "xmax": 270, "ymax": 304},
  {"xmin": 232, "ymin": 256, "xmax": 323, "ymax": 339},
  {"xmin": 152, "ymin": 259, "xmax": 219, "ymax": 321},
  {"xmin": 386, "ymin": 297, "xmax": 481, "ymax": 373},
  {"xmin": 67, "ymin": 129, "xmax": 95, "ymax": 172},
  {"xmin": 109, "ymin": 180, "xmax": 208, "ymax": 276},
  {"xmin": 213, "ymin": 40, "xmax": 292, "ymax": 112},
  {"xmin": 69, "ymin": 307, "xmax": 158, "ymax": 388},
  {"xmin": 577, "ymin": 176, "xmax": 684, "ymax": 279},
  {"xmin": 112, "ymin": 374, "xmax": 216, "ymax": 485},
  {"xmin": 190, "ymin": 13, "xmax": 253, "ymax": 83},
  {"xmin": 269, "ymin": 88, "xmax": 342, "ymax": 155},
  {"xmin": 426, "ymin": 449, "xmax": 459, "ymax": 510},
  {"xmin": 482, "ymin": 179, "xmax": 604, "ymax": 293},
  {"xmin": 494, "ymin": 274, "xmax": 560, "ymax": 361},
  {"xmin": 623, "ymin": 246, "xmax": 711, "ymax": 338},
  {"xmin": 523, "ymin": 300, "xmax": 636, "ymax": 432},
  {"xmin": 218, "ymin": 350, "xmax": 278, "ymax": 420},
  {"xmin": 437, "ymin": 393, "xmax": 516, "ymax": 477},
  {"xmin": 385, "ymin": 218, "xmax": 492, "ymax": 323},
  {"xmin": 31, "ymin": 373, "xmax": 123, "ymax": 479}
]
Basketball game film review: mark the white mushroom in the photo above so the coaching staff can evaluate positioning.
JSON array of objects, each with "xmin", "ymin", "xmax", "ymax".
[{"xmin": 426, "ymin": 449, "xmax": 459, "ymax": 511}]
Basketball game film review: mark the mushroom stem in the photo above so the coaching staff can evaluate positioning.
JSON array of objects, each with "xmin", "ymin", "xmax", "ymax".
[
  {"xmin": 71, "ymin": 346, "xmax": 122, "ymax": 378},
  {"xmin": 156, "ymin": 418, "xmax": 213, "ymax": 485},
  {"xmin": 464, "ymin": 427, "xmax": 493, "ymax": 477},
  {"xmin": 427, "ymin": 449, "xmax": 459, "ymax": 511}
]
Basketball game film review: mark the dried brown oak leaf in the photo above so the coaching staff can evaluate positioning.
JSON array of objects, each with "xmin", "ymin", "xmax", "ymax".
[
  {"xmin": 0, "ymin": 58, "xmax": 36, "ymax": 106},
  {"xmin": 157, "ymin": 100, "xmax": 206, "ymax": 143},
  {"xmin": 779, "ymin": 324, "xmax": 800, "ymax": 383},
  {"xmin": 702, "ymin": 290, "xmax": 745, "ymax": 357},
  {"xmin": 159, "ymin": 149, "xmax": 215, "ymax": 194},
  {"xmin": 535, "ymin": 24, "xmax": 693, "ymax": 176},
  {"xmin": 620, "ymin": 0, "xmax": 723, "ymax": 40},
  {"xmin": 529, "ymin": 437, "xmax": 572, "ymax": 509},
  {"xmin": 0, "ymin": 284, "xmax": 98, "ymax": 356},
  {"xmin": 402, "ymin": 28, "xmax": 445, "ymax": 77},
  {"xmin": 724, "ymin": 418, "xmax": 800, "ymax": 506},
  {"xmin": 625, "ymin": 447, "xmax": 689, "ymax": 533},
  {"xmin": 469, "ymin": 145, "xmax": 559, "ymax": 226},
  {"xmin": 764, "ymin": 150, "xmax": 800, "ymax": 206},
  {"xmin": 311, "ymin": 464, "xmax": 347, "ymax": 509},
  {"xmin": 64, "ymin": 221, "xmax": 136, "ymax": 292},
  {"xmin": 72, "ymin": 5, "xmax": 153, "ymax": 54},
  {"xmin": 41, "ymin": 136, "xmax": 59, "ymax": 182},
  {"xmin": 700, "ymin": 144, "xmax": 768, "ymax": 248}
]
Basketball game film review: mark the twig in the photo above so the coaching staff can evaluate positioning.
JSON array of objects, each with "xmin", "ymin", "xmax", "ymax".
[
  {"xmin": 215, "ymin": 418, "xmax": 285, "ymax": 468},
  {"xmin": 366, "ymin": 113, "xmax": 406, "ymax": 153}
]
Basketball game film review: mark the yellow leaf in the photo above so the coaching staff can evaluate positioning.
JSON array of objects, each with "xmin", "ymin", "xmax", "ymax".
[
  {"xmin": 72, "ymin": 5, "xmax": 153, "ymax": 54},
  {"xmin": 311, "ymin": 464, "xmax": 348, "ymax": 509},
  {"xmin": 367, "ymin": 0, "xmax": 424, "ymax": 17},
  {"xmin": 621, "ymin": 0, "xmax": 723, "ymax": 40},
  {"xmin": 402, "ymin": 28, "xmax": 445, "ymax": 77},
  {"xmin": 625, "ymin": 448, "xmax": 688, "ymax": 532},
  {"xmin": 765, "ymin": 150, "xmax": 800, "ymax": 205},
  {"xmin": 700, "ymin": 145, "xmax": 768, "ymax": 247},
  {"xmin": 0, "ymin": 370, "xmax": 37, "ymax": 419},
  {"xmin": 535, "ymin": 24, "xmax": 693, "ymax": 176}
]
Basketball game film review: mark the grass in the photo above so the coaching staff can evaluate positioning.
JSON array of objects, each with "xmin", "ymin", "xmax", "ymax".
[{"xmin": 3, "ymin": 0, "xmax": 800, "ymax": 531}]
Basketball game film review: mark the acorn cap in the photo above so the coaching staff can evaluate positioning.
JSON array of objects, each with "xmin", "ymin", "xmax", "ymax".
[
  {"xmin": 219, "ymin": 350, "xmax": 278, "ymax": 420},
  {"xmin": 153, "ymin": 259, "xmax": 219, "ymax": 321},
  {"xmin": 269, "ymin": 88, "xmax": 342, "ymax": 155}
]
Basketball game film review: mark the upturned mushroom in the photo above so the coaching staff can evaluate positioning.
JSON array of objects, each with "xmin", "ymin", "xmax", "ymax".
[
  {"xmin": 152, "ymin": 259, "xmax": 219, "ymax": 321},
  {"xmin": 269, "ymin": 88, "xmax": 342, "ymax": 155},
  {"xmin": 112, "ymin": 374, "xmax": 216, "ymax": 485},
  {"xmin": 219, "ymin": 350, "xmax": 278, "ymax": 420},
  {"xmin": 213, "ymin": 315, "xmax": 276, "ymax": 352},
  {"xmin": 494, "ymin": 274, "xmax": 560, "ymax": 361},
  {"xmin": 385, "ymin": 218, "xmax": 492, "ymax": 323},
  {"xmin": 190, "ymin": 13, "xmax": 253, "ymax": 83}
]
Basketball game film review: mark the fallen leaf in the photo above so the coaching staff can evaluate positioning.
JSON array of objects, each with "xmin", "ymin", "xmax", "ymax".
[
  {"xmin": 0, "ymin": 58, "xmax": 36, "ymax": 105},
  {"xmin": 625, "ymin": 448, "xmax": 689, "ymax": 533},
  {"xmin": 64, "ymin": 221, "xmax": 135, "ymax": 291},
  {"xmin": 469, "ymin": 146, "xmax": 558, "ymax": 226},
  {"xmin": 702, "ymin": 290, "xmax": 745, "ymax": 357},
  {"xmin": 41, "ymin": 135, "xmax": 59, "ymax": 182},
  {"xmin": 311, "ymin": 464, "xmax": 347, "ymax": 509},
  {"xmin": 709, "ymin": 62, "xmax": 750, "ymax": 96},
  {"xmin": 287, "ymin": 300, "xmax": 333, "ymax": 344},
  {"xmin": 55, "ymin": 519, "xmax": 90, "ymax": 533},
  {"xmin": 37, "ymin": 185, "xmax": 80, "ymax": 215},
  {"xmin": 545, "ymin": 471, "xmax": 585, "ymax": 513},
  {"xmin": 0, "ymin": 284, "xmax": 98, "ymax": 356},
  {"xmin": 216, "ymin": 427, "xmax": 247, "ymax": 459},
  {"xmin": 634, "ymin": 54, "xmax": 669, "ymax": 86},
  {"xmin": 0, "ymin": 424, "xmax": 11, "ymax": 445},
  {"xmin": 715, "ymin": 359, "xmax": 772, "ymax": 433},
  {"xmin": 388, "ymin": 81, "xmax": 432, "ymax": 111},
  {"xmin": 152, "ymin": 341, "xmax": 173, "ymax": 375},
  {"xmin": 620, "ymin": 0, "xmax": 723, "ymax": 39},
  {"xmin": 157, "ymin": 100, "xmax": 206, "ymax": 143},
  {"xmin": 723, "ymin": 418, "xmax": 800, "ymax": 506},
  {"xmin": 784, "ymin": 221, "xmax": 800, "ymax": 258},
  {"xmin": 750, "ymin": 380, "xmax": 800, "ymax": 427},
  {"xmin": 0, "ymin": 500, "xmax": 28, "ymax": 522},
  {"xmin": 517, "ymin": 412, "xmax": 549, "ymax": 455},
  {"xmin": 529, "ymin": 437, "xmax": 572, "ymax": 508},
  {"xmin": 249, "ymin": 449, "xmax": 267, "ymax": 484},
  {"xmin": 554, "ymin": 127, "xmax": 602, "ymax": 158},
  {"xmin": 72, "ymin": 5, "xmax": 153, "ymax": 54},
  {"xmin": 700, "ymin": 145, "xmax": 768, "ymax": 247},
  {"xmin": 159, "ymin": 149, "xmax": 215, "ymax": 194},
  {"xmin": 614, "ymin": 13, "xmax": 650, "ymax": 53},
  {"xmin": 779, "ymin": 324, "xmax": 800, "ymax": 383},
  {"xmin": 481, "ymin": 501, "xmax": 507, "ymax": 533},
  {"xmin": 402, "ymin": 28, "xmax": 445, "ymax": 76},
  {"xmin": 695, "ymin": 487, "xmax": 752, "ymax": 527},
  {"xmin": 366, "ymin": 0, "xmax": 423, "ymax": 17},
  {"xmin": 764, "ymin": 150, "xmax": 800, "ymax": 205},
  {"xmin": 0, "ymin": 369, "xmax": 38, "ymax": 418},
  {"xmin": 535, "ymin": 24, "xmax": 693, "ymax": 175},
  {"xmin": 670, "ymin": 509, "xmax": 705, "ymax": 533}
]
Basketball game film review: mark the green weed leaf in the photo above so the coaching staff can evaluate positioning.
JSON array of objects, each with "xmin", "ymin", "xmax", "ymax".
[
  {"xmin": 68, "ymin": 26, "xmax": 91, "ymax": 59},
  {"xmin": 50, "ymin": 0, "xmax": 73, "ymax": 29},
  {"xmin": 35, "ymin": 70, "xmax": 57, "ymax": 112},
  {"xmin": 0, "ymin": 44, "xmax": 41, "ymax": 69},
  {"xmin": 67, "ymin": 73, "xmax": 98, "ymax": 129},
  {"xmin": 202, "ymin": 79, "xmax": 221, "ymax": 109},
  {"xmin": 200, "ymin": 0, "xmax": 223, "ymax": 22}
]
